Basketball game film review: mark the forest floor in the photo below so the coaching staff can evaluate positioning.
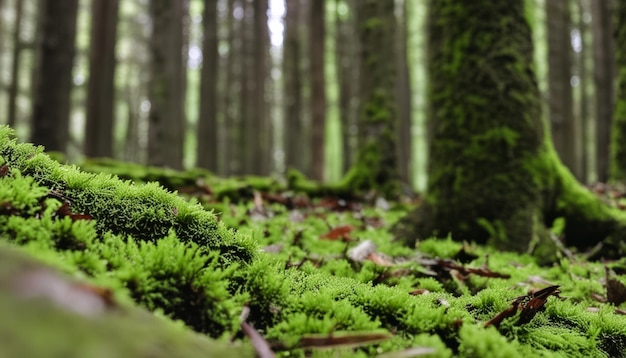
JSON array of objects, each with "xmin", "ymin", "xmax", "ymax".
[{"xmin": 3, "ymin": 129, "xmax": 626, "ymax": 357}]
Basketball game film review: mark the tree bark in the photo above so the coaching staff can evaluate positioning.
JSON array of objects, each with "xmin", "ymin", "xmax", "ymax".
[
  {"xmin": 85, "ymin": 0, "xmax": 119, "ymax": 159},
  {"xmin": 7, "ymin": 0, "xmax": 24, "ymax": 128},
  {"xmin": 393, "ymin": 0, "xmax": 626, "ymax": 260},
  {"xmin": 310, "ymin": 0, "xmax": 326, "ymax": 181},
  {"xmin": 31, "ymin": 0, "xmax": 79, "ymax": 153},
  {"xmin": 342, "ymin": 0, "xmax": 399, "ymax": 197},
  {"xmin": 283, "ymin": 0, "xmax": 306, "ymax": 173},
  {"xmin": 395, "ymin": 0, "xmax": 412, "ymax": 184},
  {"xmin": 252, "ymin": 0, "xmax": 270, "ymax": 175},
  {"xmin": 223, "ymin": 0, "xmax": 241, "ymax": 175},
  {"xmin": 196, "ymin": 0, "xmax": 219, "ymax": 171},
  {"xmin": 593, "ymin": 0, "xmax": 616, "ymax": 182},
  {"xmin": 613, "ymin": 0, "xmax": 626, "ymax": 180}
]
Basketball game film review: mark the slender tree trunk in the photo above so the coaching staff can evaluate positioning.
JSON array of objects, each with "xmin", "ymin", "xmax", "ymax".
[
  {"xmin": 612, "ymin": 0, "xmax": 626, "ymax": 180},
  {"xmin": 546, "ymin": 0, "xmax": 580, "ymax": 179},
  {"xmin": 223, "ymin": 0, "xmax": 240, "ymax": 175},
  {"xmin": 283, "ymin": 0, "xmax": 305, "ymax": 173},
  {"xmin": 7, "ymin": 0, "xmax": 24, "ymax": 128},
  {"xmin": 592, "ymin": 0, "xmax": 616, "ymax": 181},
  {"xmin": 395, "ymin": 0, "xmax": 412, "ymax": 184},
  {"xmin": 310, "ymin": 0, "xmax": 326, "ymax": 181},
  {"xmin": 240, "ymin": 0, "xmax": 254, "ymax": 174},
  {"xmin": 85, "ymin": 0, "xmax": 119, "ymax": 158},
  {"xmin": 147, "ymin": 0, "xmax": 186, "ymax": 169},
  {"xmin": 253, "ymin": 0, "xmax": 270, "ymax": 175},
  {"xmin": 394, "ymin": 0, "xmax": 626, "ymax": 259},
  {"xmin": 31, "ymin": 0, "xmax": 79, "ymax": 153},
  {"xmin": 576, "ymin": 0, "xmax": 590, "ymax": 182},
  {"xmin": 196, "ymin": 0, "xmax": 219, "ymax": 171},
  {"xmin": 336, "ymin": 0, "xmax": 357, "ymax": 175}
]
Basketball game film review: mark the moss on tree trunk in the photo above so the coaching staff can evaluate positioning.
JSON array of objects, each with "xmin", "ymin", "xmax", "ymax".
[
  {"xmin": 612, "ymin": 1, "xmax": 626, "ymax": 180},
  {"xmin": 341, "ymin": 0, "xmax": 400, "ymax": 198},
  {"xmin": 393, "ymin": 0, "xmax": 626, "ymax": 259}
]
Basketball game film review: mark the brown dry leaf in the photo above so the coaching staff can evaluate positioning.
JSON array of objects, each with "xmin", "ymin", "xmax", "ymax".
[
  {"xmin": 606, "ymin": 267, "xmax": 626, "ymax": 306},
  {"xmin": 367, "ymin": 252, "xmax": 394, "ymax": 267},
  {"xmin": 320, "ymin": 225, "xmax": 354, "ymax": 242},
  {"xmin": 409, "ymin": 288, "xmax": 430, "ymax": 296}
]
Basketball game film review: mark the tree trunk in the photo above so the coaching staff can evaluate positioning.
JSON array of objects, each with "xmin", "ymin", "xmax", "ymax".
[
  {"xmin": 223, "ymin": 0, "xmax": 241, "ymax": 175},
  {"xmin": 395, "ymin": 0, "xmax": 412, "ymax": 185},
  {"xmin": 196, "ymin": 0, "xmax": 218, "ymax": 171},
  {"xmin": 342, "ymin": 0, "xmax": 399, "ymax": 197},
  {"xmin": 31, "ymin": 0, "xmax": 79, "ymax": 153},
  {"xmin": 310, "ymin": 0, "xmax": 326, "ymax": 181},
  {"xmin": 336, "ymin": 0, "xmax": 358, "ymax": 175},
  {"xmin": 593, "ymin": 0, "xmax": 616, "ymax": 182},
  {"xmin": 239, "ymin": 0, "xmax": 254, "ymax": 174},
  {"xmin": 283, "ymin": 0, "xmax": 306, "ymax": 174},
  {"xmin": 393, "ymin": 0, "xmax": 626, "ymax": 260},
  {"xmin": 7, "ymin": 0, "xmax": 24, "ymax": 128},
  {"xmin": 613, "ymin": 0, "xmax": 626, "ymax": 180},
  {"xmin": 84, "ymin": 0, "xmax": 119, "ymax": 159},
  {"xmin": 546, "ymin": 0, "xmax": 580, "ymax": 179},
  {"xmin": 252, "ymin": 0, "xmax": 270, "ymax": 175},
  {"xmin": 147, "ymin": 0, "xmax": 186, "ymax": 169}
]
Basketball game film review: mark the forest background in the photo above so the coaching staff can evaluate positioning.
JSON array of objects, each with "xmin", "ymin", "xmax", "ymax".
[{"xmin": 0, "ymin": 0, "xmax": 618, "ymax": 190}]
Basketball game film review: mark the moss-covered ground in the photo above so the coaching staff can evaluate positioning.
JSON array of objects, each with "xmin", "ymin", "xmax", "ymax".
[{"xmin": 2, "ymin": 126, "xmax": 626, "ymax": 357}]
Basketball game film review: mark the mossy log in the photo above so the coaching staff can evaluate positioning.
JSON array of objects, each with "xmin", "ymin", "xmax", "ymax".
[{"xmin": 392, "ymin": 0, "xmax": 626, "ymax": 259}]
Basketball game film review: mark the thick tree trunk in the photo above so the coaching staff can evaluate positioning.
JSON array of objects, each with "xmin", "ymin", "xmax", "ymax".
[
  {"xmin": 592, "ymin": 0, "xmax": 616, "ymax": 182},
  {"xmin": 342, "ymin": 0, "xmax": 399, "ymax": 197},
  {"xmin": 310, "ymin": 0, "xmax": 326, "ymax": 181},
  {"xmin": 611, "ymin": 1, "xmax": 626, "ymax": 180},
  {"xmin": 85, "ymin": 0, "xmax": 119, "ymax": 159},
  {"xmin": 393, "ymin": 0, "xmax": 626, "ymax": 259},
  {"xmin": 147, "ymin": 0, "xmax": 186, "ymax": 169},
  {"xmin": 31, "ymin": 0, "xmax": 79, "ymax": 153},
  {"xmin": 196, "ymin": 0, "xmax": 218, "ymax": 171}
]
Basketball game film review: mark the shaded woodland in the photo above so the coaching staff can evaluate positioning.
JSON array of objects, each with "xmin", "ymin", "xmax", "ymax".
[{"xmin": 0, "ymin": 0, "xmax": 619, "ymax": 188}]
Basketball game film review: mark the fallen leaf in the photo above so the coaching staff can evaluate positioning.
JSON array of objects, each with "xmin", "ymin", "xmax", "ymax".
[
  {"xmin": 606, "ymin": 267, "xmax": 626, "ymax": 306},
  {"xmin": 348, "ymin": 240, "xmax": 377, "ymax": 262},
  {"xmin": 320, "ymin": 225, "xmax": 354, "ymax": 242},
  {"xmin": 241, "ymin": 321, "xmax": 275, "ymax": 358}
]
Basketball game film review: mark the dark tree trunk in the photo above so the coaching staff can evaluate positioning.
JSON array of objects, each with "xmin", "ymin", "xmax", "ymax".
[
  {"xmin": 31, "ymin": 0, "xmax": 79, "ymax": 153},
  {"xmin": 395, "ymin": 0, "xmax": 412, "ymax": 184},
  {"xmin": 342, "ymin": 0, "xmax": 399, "ymax": 197},
  {"xmin": 223, "ymin": 0, "xmax": 241, "ymax": 175},
  {"xmin": 7, "ymin": 0, "xmax": 24, "ymax": 128},
  {"xmin": 546, "ymin": 0, "xmax": 580, "ymax": 179},
  {"xmin": 196, "ymin": 0, "xmax": 219, "ymax": 171},
  {"xmin": 147, "ymin": 0, "xmax": 186, "ymax": 169},
  {"xmin": 252, "ymin": 0, "xmax": 270, "ymax": 175},
  {"xmin": 85, "ymin": 0, "xmax": 119, "ymax": 159},
  {"xmin": 593, "ymin": 0, "xmax": 615, "ymax": 182},
  {"xmin": 393, "ymin": 0, "xmax": 626, "ymax": 260},
  {"xmin": 283, "ymin": 0, "xmax": 306, "ymax": 173},
  {"xmin": 239, "ymin": 0, "xmax": 254, "ymax": 174},
  {"xmin": 613, "ymin": 0, "xmax": 626, "ymax": 180},
  {"xmin": 310, "ymin": 0, "xmax": 326, "ymax": 181}
]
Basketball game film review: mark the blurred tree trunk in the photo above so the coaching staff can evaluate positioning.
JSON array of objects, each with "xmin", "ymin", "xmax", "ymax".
[
  {"xmin": 31, "ymin": 0, "xmax": 79, "ymax": 153},
  {"xmin": 576, "ymin": 0, "xmax": 591, "ymax": 182},
  {"xmin": 252, "ymin": 0, "xmax": 270, "ymax": 175},
  {"xmin": 283, "ymin": 0, "xmax": 306, "ymax": 173},
  {"xmin": 342, "ymin": 0, "xmax": 399, "ymax": 197},
  {"xmin": 85, "ymin": 0, "xmax": 119, "ymax": 159},
  {"xmin": 7, "ymin": 0, "xmax": 24, "ymax": 128},
  {"xmin": 393, "ymin": 0, "xmax": 626, "ymax": 259},
  {"xmin": 336, "ymin": 0, "xmax": 358, "ymax": 175},
  {"xmin": 123, "ymin": 82, "xmax": 140, "ymax": 163},
  {"xmin": 239, "ymin": 0, "xmax": 253, "ymax": 174},
  {"xmin": 147, "ymin": 0, "xmax": 186, "ymax": 169},
  {"xmin": 223, "ymin": 0, "xmax": 241, "ymax": 175},
  {"xmin": 310, "ymin": 0, "xmax": 326, "ymax": 181},
  {"xmin": 546, "ymin": 0, "xmax": 580, "ymax": 179},
  {"xmin": 612, "ymin": 0, "xmax": 626, "ymax": 180},
  {"xmin": 592, "ymin": 0, "xmax": 616, "ymax": 181},
  {"xmin": 196, "ymin": 0, "xmax": 218, "ymax": 171},
  {"xmin": 395, "ymin": 0, "xmax": 412, "ymax": 184}
]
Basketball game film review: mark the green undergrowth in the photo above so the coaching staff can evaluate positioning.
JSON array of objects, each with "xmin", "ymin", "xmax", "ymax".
[{"xmin": 2, "ymin": 125, "xmax": 626, "ymax": 357}]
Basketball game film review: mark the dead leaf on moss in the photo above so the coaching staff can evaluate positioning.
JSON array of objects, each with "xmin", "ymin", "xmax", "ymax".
[
  {"xmin": 241, "ymin": 321, "xmax": 275, "ymax": 358},
  {"xmin": 0, "ymin": 164, "xmax": 10, "ymax": 177},
  {"xmin": 606, "ymin": 267, "xmax": 626, "ymax": 306},
  {"xmin": 366, "ymin": 252, "xmax": 394, "ymax": 267},
  {"xmin": 320, "ymin": 225, "xmax": 354, "ymax": 242},
  {"xmin": 485, "ymin": 285, "xmax": 561, "ymax": 328}
]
